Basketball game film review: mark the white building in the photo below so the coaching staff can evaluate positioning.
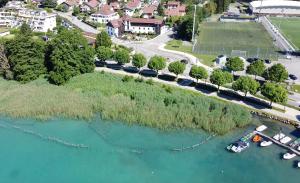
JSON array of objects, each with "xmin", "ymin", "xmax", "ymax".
[
  {"xmin": 0, "ymin": 8, "xmax": 56, "ymax": 32},
  {"xmin": 250, "ymin": 0, "xmax": 300, "ymax": 16},
  {"xmin": 90, "ymin": 4, "xmax": 119, "ymax": 24},
  {"xmin": 107, "ymin": 17, "xmax": 165, "ymax": 37}
]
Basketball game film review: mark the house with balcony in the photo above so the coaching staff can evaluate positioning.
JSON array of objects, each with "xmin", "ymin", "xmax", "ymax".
[
  {"xmin": 141, "ymin": 4, "xmax": 157, "ymax": 18},
  {"xmin": 0, "ymin": 8, "xmax": 56, "ymax": 32},
  {"xmin": 124, "ymin": 0, "xmax": 141, "ymax": 16},
  {"xmin": 90, "ymin": 4, "xmax": 119, "ymax": 24}
]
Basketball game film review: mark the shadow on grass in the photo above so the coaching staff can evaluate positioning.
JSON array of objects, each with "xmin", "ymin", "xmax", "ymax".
[{"xmin": 195, "ymin": 83, "xmax": 217, "ymax": 94}]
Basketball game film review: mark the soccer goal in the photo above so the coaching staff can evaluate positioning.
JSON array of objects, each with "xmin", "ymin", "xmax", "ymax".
[{"xmin": 231, "ymin": 50, "xmax": 247, "ymax": 58}]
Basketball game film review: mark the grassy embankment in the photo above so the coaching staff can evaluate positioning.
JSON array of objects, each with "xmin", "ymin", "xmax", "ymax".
[
  {"xmin": 165, "ymin": 40, "xmax": 216, "ymax": 67},
  {"xmin": 0, "ymin": 72, "xmax": 251, "ymax": 135}
]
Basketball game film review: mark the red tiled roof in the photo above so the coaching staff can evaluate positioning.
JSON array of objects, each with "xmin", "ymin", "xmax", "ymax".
[
  {"xmin": 126, "ymin": 0, "xmax": 141, "ymax": 10},
  {"xmin": 142, "ymin": 5, "xmax": 157, "ymax": 14},
  {"xmin": 85, "ymin": 0, "xmax": 99, "ymax": 8},
  {"xmin": 96, "ymin": 4, "xmax": 115, "ymax": 15},
  {"xmin": 164, "ymin": 5, "xmax": 186, "ymax": 16},
  {"xmin": 108, "ymin": 18, "xmax": 123, "ymax": 28},
  {"xmin": 124, "ymin": 17, "xmax": 163, "ymax": 25},
  {"xmin": 64, "ymin": 0, "xmax": 80, "ymax": 6}
]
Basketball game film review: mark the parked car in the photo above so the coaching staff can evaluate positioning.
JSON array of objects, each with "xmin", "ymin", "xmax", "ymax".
[
  {"xmin": 289, "ymin": 74, "xmax": 298, "ymax": 80},
  {"xmin": 264, "ymin": 59, "xmax": 271, "ymax": 64},
  {"xmin": 246, "ymin": 58, "xmax": 254, "ymax": 63},
  {"xmin": 180, "ymin": 59, "xmax": 188, "ymax": 64}
]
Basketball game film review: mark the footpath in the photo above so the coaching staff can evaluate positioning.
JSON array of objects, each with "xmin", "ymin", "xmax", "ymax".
[{"xmin": 95, "ymin": 67, "xmax": 300, "ymax": 124}]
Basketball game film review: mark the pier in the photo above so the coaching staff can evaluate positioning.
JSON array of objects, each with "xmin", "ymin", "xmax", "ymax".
[{"xmin": 256, "ymin": 131, "xmax": 300, "ymax": 156}]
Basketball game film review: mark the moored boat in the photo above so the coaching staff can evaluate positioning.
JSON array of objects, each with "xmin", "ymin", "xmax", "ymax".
[
  {"xmin": 260, "ymin": 141, "xmax": 273, "ymax": 147},
  {"xmin": 283, "ymin": 152, "xmax": 297, "ymax": 160},
  {"xmin": 298, "ymin": 161, "xmax": 300, "ymax": 168},
  {"xmin": 256, "ymin": 125, "xmax": 267, "ymax": 132},
  {"xmin": 280, "ymin": 136, "xmax": 292, "ymax": 144},
  {"xmin": 252, "ymin": 135, "xmax": 262, "ymax": 142},
  {"xmin": 273, "ymin": 133, "xmax": 285, "ymax": 141},
  {"xmin": 228, "ymin": 141, "xmax": 250, "ymax": 153}
]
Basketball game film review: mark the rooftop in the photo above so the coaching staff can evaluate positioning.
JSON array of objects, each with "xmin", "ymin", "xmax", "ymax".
[
  {"xmin": 126, "ymin": 0, "xmax": 141, "ymax": 10},
  {"xmin": 95, "ymin": 4, "xmax": 115, "ymax": 15},
  {"xmin": 85, "ymin": 0, "xmax": 99, "ymax": 8},
  {"xmin": 142, "ymin": 5, "xmax": 157, "ymax": 14},
  {"xmin": 250, "ymin": 0, "xmax": 300, "ymax": 8}
]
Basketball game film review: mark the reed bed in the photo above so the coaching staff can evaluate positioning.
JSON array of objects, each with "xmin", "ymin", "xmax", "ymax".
[{"xmin": 0, "ymin": 72, "xmax": 252, "ymax": 134}]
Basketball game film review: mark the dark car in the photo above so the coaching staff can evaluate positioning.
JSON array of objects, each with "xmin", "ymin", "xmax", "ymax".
[
  {"xmin": 180, "ymin": 59, "xmax": 188, "ymax": 64},
  {"xmin": 289, "ymin": 74, "xmax": 298, "ymax": 80},
  {"xmin": 246, "ymin": 58, "xmax": 254, "ymax": 63},
  {"xmin": 264, "ymin": 59, "xmax": 271, "ymax": 64}
]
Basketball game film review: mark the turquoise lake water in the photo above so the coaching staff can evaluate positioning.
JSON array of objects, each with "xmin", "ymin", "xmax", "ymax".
[{"xmin": 0, "ymin": 117, "xmax": 300, "ymax": 183}]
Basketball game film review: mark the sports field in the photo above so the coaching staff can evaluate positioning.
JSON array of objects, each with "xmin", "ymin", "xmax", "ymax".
[
  {"xmin": 194, "ymin": 22, "xmax": 279, "ymax": 59},
  {"xmin": 269, "ymin": 17, "xmax": 300, "ymax": 50}
]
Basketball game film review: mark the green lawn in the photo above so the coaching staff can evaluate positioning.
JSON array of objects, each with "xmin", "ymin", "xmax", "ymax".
[
  {"xmin": 269, "ymin": 17, "xmax": 300, "ymax": 50},
  {"xmin": 194, "ymin": 22, "xmax": 279, "ymax": 59},
  {"xmin": 165, "ymin": 40, "xmax": 216, "ymax": 67},
  {"xmin": 292, "ymin": 84, "xmax": 300, "ymax": 94}
]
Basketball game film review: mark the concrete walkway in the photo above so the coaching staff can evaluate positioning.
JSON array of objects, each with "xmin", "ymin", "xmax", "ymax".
[{"xmin": 95, "ymin": 67, "xmax": 300, "ymax": 124}]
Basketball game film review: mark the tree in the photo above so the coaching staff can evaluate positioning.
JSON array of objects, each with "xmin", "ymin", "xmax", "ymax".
[
  {"xmin": 246, "ymin": 60, "xmax": 266, "ymax": 79},
  {"xmin": 148, "ymin": 56, "xmax": 166, "ymax": 74},
  {"xmin": 263, "ymin": 63, "xmax": 288, "ymax": 83},
  {"xmin": 261, "ymin": 82, "xmax": 288, "ymax": 106},
  {"xmin": 41, "ymin": 0, "xmax": 57, "ymax": 8},
  {"xmin": 232, "ymin": 76, "xmax": 260, "ymax": 97},
  {"xmin": 225, "ymin": 57, "xmax": 244, "ymax": 74},
  {"xmin": 72, "ymin": 6, "xmax": 80, "ymax": 16},
  {"xmin": 96, "ymin": 46, "xmax": 113, "ymax": 62},
  {"xmin": 114, "ymin": 49, "xmax": 130, "ymax": 65},
  {"xmin": 157, "ymin": 3, "xmax": 165, "ymax": 16},
  {"xmin": 96, "ymin": 31, "xmax": 112, "ymax": 48},
  {"xmin": 168, "ymin": 61, "xmax": 186, "ymax": 78},
  {"xmin": 47, "ymin": 29, "xmax": 95, "ymax": 85},
  {"xmin": 176, "ymin": 15, "xmax": 195, "ymax": 41},
  {"xmin": 20, "ymin": 23, "xmax": 32, "ymax": 37},
  {"xmin": 0, "ymin": 0, "xmax": 8, "ymax": 8},
  {"xmin": 132, "ymin": 53, "xmax": 147, "ymax": 71},
  {"xmin": 5, "ymin": 36, "xmax": 46, "ymax": 83},
  {"xmin": 189, "ymin": 65, "xmax": 208, "ymax": 82},
  {"xmin": 210, "ymin": 69, "xmax": 233, "ymax": 91},
  {"xmin": 0, "ymin": 44, "xmax": 9, "ymax": 76}
]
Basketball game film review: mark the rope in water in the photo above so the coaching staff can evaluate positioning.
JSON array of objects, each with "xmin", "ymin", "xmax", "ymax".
[
  {"xmin": 171, "ymin": 134, "xmax": 216, "ymax": 152},
  {"xmin": 0, "ymin": 122, "xmax": 88, "ymax": 149}
]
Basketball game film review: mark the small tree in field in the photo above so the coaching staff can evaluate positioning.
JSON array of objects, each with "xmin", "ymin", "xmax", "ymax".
[
  {"xmin": 232, "ymin": 76, "xmax": 260, "ymax": 97},
  {"xmin": 189, "ymin": 65, "xmax": 208, "ymax": 83},
  {"xmin": 168, "ymin": 61, "xmax": 186, "ymax": 78},
  {"xmin": 246, "ymin": 60, "xmax": 266, "ymax": 79},
  {"xmin": 96, "ymin": 46, "xmax": 113, "ymax": 62},
  {"xmin": 148, "ymin": 55, "xmax": 166, "ymax": 75},
  {"xmin": 132, "ymin": 53, "xmax": 147, "ymax": 71},
  {"xmin": 210, "ymin": 69, "xmax": 233, "ymax": 91},
  {"xmin": 225, "ymin": 57, "xmax": 244, "ymax": 74},
  {"xmin": 261, "ymin": 82, "xmax": 288, "ymax": 106},
  {"xmin": 114, "ymin": 49, "xmax": 130, "ymax": 65}
]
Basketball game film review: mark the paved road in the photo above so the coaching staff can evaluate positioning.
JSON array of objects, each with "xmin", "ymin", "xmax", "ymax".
[
  {"xmin": 260, "ymin": 16, "xmax": 294, "ymax": 52},
  {"xmin": 55, "ymin": 11, "xmax": 99, "ymax": 34}
]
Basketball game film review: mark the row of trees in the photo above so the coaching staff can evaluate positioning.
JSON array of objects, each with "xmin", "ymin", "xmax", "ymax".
[{"xmin": 225, "ymin": 57, "xmax": 288, "ymax": 83}]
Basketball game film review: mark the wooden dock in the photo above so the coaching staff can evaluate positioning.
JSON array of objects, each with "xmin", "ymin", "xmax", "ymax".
[{"xmin": 256, "ymin": 131, "xmax": 300, "ymax": 156}]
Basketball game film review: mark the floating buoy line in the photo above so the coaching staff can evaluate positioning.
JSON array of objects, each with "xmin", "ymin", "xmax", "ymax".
[{"xmin": 0, "ymin": 122, "xmax": 88, "ymax": 149}]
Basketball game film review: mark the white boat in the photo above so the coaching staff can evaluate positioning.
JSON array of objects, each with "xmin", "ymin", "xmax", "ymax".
[
  {"xmin": 273, "ymin": 133, "xmax": 285, "ymax": 141},
  {"xmin": 280, "ymin": 136, "xmax": 292, "ymax": 144},
  {"xmin": 260, "ymin": 141, "xmax": 273, "ymax": 147},
  {"xmin": 298, "ymin": 161, "xmax": 300, "ymax": 168},
  {"xmin": 229, "ymin": 141, "xmax": 250, "ymax": 153},
  {"xmin": 256, "ymin": 125, "xmax": 267, "ymax": 132},
  {"xmin": 283, "ymin": 152, "xmax": 297, "ymax": 160},
  {"xmin": 298, "ymin": 146, "xmax": 300, "ymax": 151}
]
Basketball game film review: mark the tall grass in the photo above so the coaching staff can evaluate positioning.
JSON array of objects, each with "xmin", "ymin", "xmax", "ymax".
[{"xmin": 0, "ymin": 72, "xmax": 252, "ymax": 134}]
